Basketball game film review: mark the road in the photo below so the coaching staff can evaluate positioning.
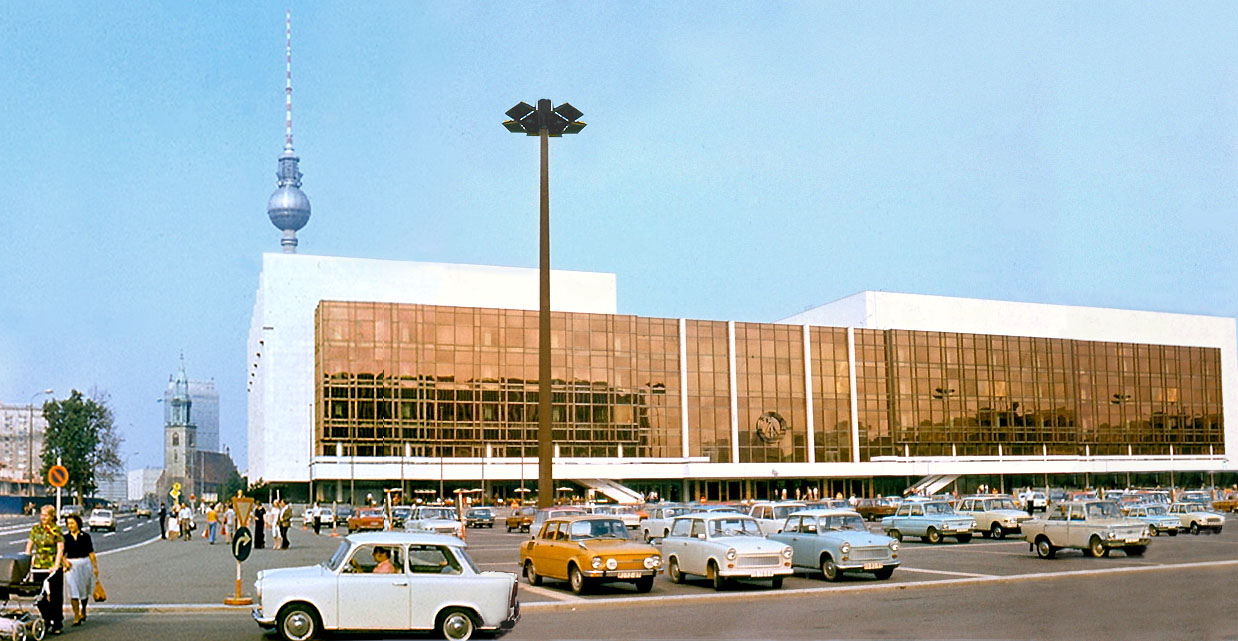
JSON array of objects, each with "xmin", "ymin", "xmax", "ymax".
[{"xmin": 0, "ymin": 513, "xmax": 160, "ymax": 553}]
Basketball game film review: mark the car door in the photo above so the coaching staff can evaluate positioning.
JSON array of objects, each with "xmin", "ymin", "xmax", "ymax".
[
  {"xmin": 685, "ymin": 519, "xmax": 710, "ymax": 574},
  {"xmin": 1066, "ymin": 505, "xmax": 1088, "ymax": 547},
  {"xmin": 408, "ymin": 543, "xmax": 470, "ymax": 631},
  {"xmin": 337, "ymin": 543, "xmax": 411, "ymax": 630},
  {"xmin": 663, "ymin": 517, "xmax": 692, "ymax": 570},
  {"xmin": 794, "ymin": 516, "xmax": 821, "ymax": 568},
  {"xmin": 528, "ymin": 522, "xmax": 559, "ymax": 578},
  {"xmin": 905, "ymin": 503, "xmax": 926, "ymax": 535},
  {"xmin": 779, "ymin": 516, "xmax": 803, "ymax": 565}
]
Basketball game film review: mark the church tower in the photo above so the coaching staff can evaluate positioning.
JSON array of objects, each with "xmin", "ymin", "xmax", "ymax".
[{"xmin": 164, "ymin": 356, "xmax": 198, "ymax": 495}]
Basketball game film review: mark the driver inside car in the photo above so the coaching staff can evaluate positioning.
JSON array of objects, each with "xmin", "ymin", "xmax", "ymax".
[{"xmin": 372, "ymin": 546, "xmax": 396, "ymax": 574}]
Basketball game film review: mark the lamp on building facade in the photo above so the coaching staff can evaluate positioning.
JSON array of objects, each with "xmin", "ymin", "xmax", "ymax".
[{"xmin": 503, "ymin": 99, "xmax": 586, "ymax": 509}]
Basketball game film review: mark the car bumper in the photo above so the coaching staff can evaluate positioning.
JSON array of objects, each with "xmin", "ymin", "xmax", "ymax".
[
  {"xmin": 719, "ymin": 566, "xmax": 794, "ymax": 579},
  {"xmin": 484, "ymin": 602, "xmax": 520, "ymax": 635},
  {"xmin": 1102, "ymin": 537, "xmax": 1151, "ymax": 548},
  {"xmin": 837, "ymin": 560, "xmax": 900, "ymax": 572},
  {"xmin": 252, "ymin": 607, "xmax": 276, "ymax": 628},
  {"xmin": 581, "ymin": 569, "xmax": 659, "ymax": 580}
]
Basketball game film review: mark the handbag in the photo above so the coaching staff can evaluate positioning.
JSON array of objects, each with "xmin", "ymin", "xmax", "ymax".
[{"xmin": 92, "ymin": 579, "xmax": 107, "ymax": 602}]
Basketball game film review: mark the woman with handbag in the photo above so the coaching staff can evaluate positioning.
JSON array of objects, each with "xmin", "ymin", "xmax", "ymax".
[
  {"xmin": 25, "ymin": 505, "xmax": 64, "ymax": 635},
  {"xmin": 62, "ymin": 514, "xmax": 99, "ymax": 627}
]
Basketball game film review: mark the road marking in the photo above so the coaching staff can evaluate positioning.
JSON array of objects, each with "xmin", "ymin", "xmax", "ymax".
[
  {"xmin": 519, "ymin": 584, "xmax": 585, "ymax": 602},
  {"xmin": 897, "ymin": 567, "xmax": 995, "ymax": 578},
  {"xmin": 97, "ymin": 535, "xmax": 160, "ymax": 556},
  {"xmin": 104, "ymin": 532, "xmax": 115, "ymax": 537},
  {"xmin": 123, "ymin": 526, "xmax": 133, "ymax": 532},
  {"xmin": 8, "ymin": 541, "xmax": 23, "ymax": 546},
  {"xmin": 907, "ymin": 541, "xmax": 1024, "ymax": 549}
]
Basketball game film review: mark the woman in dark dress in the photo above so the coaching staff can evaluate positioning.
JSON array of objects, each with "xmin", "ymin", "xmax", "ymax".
[{"xmin": 253, "ymin": 502, "xmax": 266, "ymax": 549}]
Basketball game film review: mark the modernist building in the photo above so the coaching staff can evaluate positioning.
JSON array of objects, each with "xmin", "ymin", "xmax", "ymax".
[
  {"xmin": 0, "ymin": 404, "xmax": 47, "ymax": 495},
  {"xmin": 248, "ymin": 254, "xmax": 1235, "ymax": 502}
]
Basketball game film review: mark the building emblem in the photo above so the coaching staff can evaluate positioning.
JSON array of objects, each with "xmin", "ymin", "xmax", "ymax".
[{"xmin": 754, "ymin": 411, "xmax": 789, "ymax": 444}]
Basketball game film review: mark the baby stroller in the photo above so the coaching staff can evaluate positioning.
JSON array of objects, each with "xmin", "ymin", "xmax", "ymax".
[{"xmin": 0, "ymin": 555, "xmax": 47, "ymax": 641}]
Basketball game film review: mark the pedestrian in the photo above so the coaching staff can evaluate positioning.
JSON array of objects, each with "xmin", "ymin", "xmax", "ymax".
[
  {"xmin": 158, "ymin": 502, "xmax": 168, "ymax": 540},
  {"xmin": 167, "ymin": 504, "xmax": 181, "ymax": 541},
  {"xmin": 278, "ymin": 500, "xmax": 292, "ymax": 549},
  {"xmin": 270, "ymin": 501, "xmax": 281, "ymax": 550},
  {"xmin": 312, "ymin": 502, "xmax": 322, "ymax": 535},
  {"xmin": 179, "ymin": 503, "xmax": 194, "ymax": 541},
  {"xmin": 253, "ymin": 502, "xmax": 266, "ymax": 550},
  {"xmin": 224, "ymin": 503, "xmax": 236, "ymax": 541},
  {"xmin": 25, "ymin": 505, "xmax": 64, "ymax": 635},
  {"xmin": 206, "ymin": 504, "xmax": 219, "ymax": 544},
  {"xmin": 63, "ymin": 514, "xmax": 98, "ymax": 627}
]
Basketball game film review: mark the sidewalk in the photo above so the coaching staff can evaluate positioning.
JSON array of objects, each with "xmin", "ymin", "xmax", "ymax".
[{"xmin": 97, "ymin": 520, "xmax": 342, "ymax": 606}]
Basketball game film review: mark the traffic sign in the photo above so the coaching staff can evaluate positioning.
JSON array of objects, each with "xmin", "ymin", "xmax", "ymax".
[
  {"xmin": 232, "ymin": 497, "xmax": 254, "ymax": 528},
  {"xmin": 47, "ymin": 465, "xmax": 68, "ymax": 488},
  {"xmin": 231, "ymin": 527, "xmax": 253, "ymax": 562}
]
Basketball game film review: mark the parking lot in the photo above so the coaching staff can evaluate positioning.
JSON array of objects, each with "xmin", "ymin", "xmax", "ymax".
[{"xmin": 460, "ymin": 510, "xmax": 1237, "ymax": 604}]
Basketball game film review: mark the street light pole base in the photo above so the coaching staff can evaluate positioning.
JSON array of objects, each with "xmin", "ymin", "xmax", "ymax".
[{"xmin": 224, "ymin": 597, "xmax": 253, "ymax": 606}]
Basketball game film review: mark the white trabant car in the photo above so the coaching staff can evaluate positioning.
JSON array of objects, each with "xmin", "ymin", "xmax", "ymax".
[
  {"xmin": 1167, "ymin": 502, "xmax": 1225, "ymax": 535},
  {"xmin": 253, "ymin": 532, "xmax": 518, "ymax": 641},
  {"xmin": 404, "ymin": 506, "xmax": 464, "ymax": 538},
  {"xmin": 746, "ymin": 501, "xmax": 807, "ymax": 536},
  {"xmin": 639, "ymin": 504, "xmax": 692, "ymax": 542},
  {"xmin": 661, "ymin": 513, "xmax": 793, "ymax": 590},
  {"xmin": 87, "ymin": 508, "xmax": 116, "ymax": 532},
  {"xmin": 585, "ymin": 504, "xmax": 642, "ymax": 529}
]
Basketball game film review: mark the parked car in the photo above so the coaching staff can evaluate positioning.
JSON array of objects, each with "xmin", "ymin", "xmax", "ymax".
[
  {"xmin": 1124, "ymin": 504, "xmax": 1180, "ymax": 536},
  {"xmin": 1017, "ymin": 491, "xmax": 1048, "ymax": 513},
  {"xmin": 87, "ymin": 508, "xmax": 116, "ymax": 532},
  {"xmin": 1023, "ymin": 500, "xmax": 1151, "ymax": 558},
  {"xmin": 881, "ymin": 500, "xmax": 975, "ymax": 544},
  {"xmin": 746, "ymin": 501, "xmax": 807, "ymax": 535},
  {"xmin": 406, "ymin": 506, "xmax": 463, "ymax": 538},
  {"xmin": 347, "ymin": 508, "xmax": 388, "ymax": 534},
  {"xmin": 519, "ymin": 516, "xmax": 661, "ymax": 594},
  {"xmin": 661, "ymin": 512, "xmax": 793, "ymax": 590},
  {"xmin": 639, "ymin": 504, "xmax": 692, "ymax": 542},
  {"xmin": 527, "ymin": 507, "xmax": 587, "ymax": 538},
  {"xmin": 1213, "ymin": 491, "xmax": 1238, "ymax": 513},
  {"xmin": 465, "ymin": 508, "xmax": 495, "ymax": 529},
  {"xmin": 505, "ymin": 506, "xmax": 537, "ymax": 533},
  {"xmin": 954, "ymin": 495, "xmax": 1033, "ymax": 539},
  {"xmin": 1167, "ymin": 502, "xmax": 1225, "ymax": 535},
  {"xmin": 252, "ymin": 531, "xmax": 519, "ymax": 641},
  {"xmin": 854, "ymin": 498, "xmax": 898, "ymax": 522},
  {"xmin": 585, "ymin": 504, "xmax": 642, "ymax": 529},
  {"xmin": 390, "ymin": 506, "xmax": 412, "ymax": 529},
  {"xmin": 769, "ymin": 509, "xmax": 899, "ymax": 581}
]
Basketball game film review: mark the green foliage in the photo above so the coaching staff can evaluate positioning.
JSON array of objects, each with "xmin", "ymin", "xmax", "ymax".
[
  {"xmin": 41, "ymin": 389, "xmax": 123, "ymax": 504},
  {"xmin": 221, "ymin": 470, "xmax": 247, "ymax": 499}
]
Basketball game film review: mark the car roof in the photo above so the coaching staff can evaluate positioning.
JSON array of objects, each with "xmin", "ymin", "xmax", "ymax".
[
  {"xmin": 788, "ymin": 508, "xmax": 861, "ymax": 517},
  {"xmin": 676, "ymin": 512, "xmax": 756, "ymax": 520},
  {"xmin": 345, "ymin": 531, "xmax": 465, "ymax": 546},
  {"xmin": 546, "ymin": 514, "xmax": 626, "ymax": 523}
]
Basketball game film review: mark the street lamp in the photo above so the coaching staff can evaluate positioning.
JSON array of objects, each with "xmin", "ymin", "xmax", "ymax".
[
  {"xmin": 503, "ymin": 99, "xmax": 586, "ymax": 509},
  {"xmin": 27, "ymin": 389, "xmax": 53, "ymax": 497}
]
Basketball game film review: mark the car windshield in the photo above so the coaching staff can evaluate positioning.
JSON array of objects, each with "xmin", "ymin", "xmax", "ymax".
[
  {"xmin": 1145, "ymin": 506, "xmax": 1167, "ymax": 516},
  {"xmin": 468, "ymin": 509, "xmax": 492, "ymax": 516},
  {"xmin": 922, "ymin": 502, "xmax": 954, "ymax": 515},
  {"xmin": 708, "ymin": 517, "xmax": 762, "ymax": 537},
  {"xmin": 325, "ymin": 540, "xmax": 351, "ymax": 571},
  {"xmin": 568, "ymin": 519, "xmax": 629, "ymax": 540},
  {"xmin": 819, "ymin": 515, "xmax": 867, "ymax": 532},
  {"xmin": 985, "ymin": 499, "xmax": 1017, "ymax": 511},
  {"xmin": 360, "ymin": 509, "xmax": 384, "ymax": 518},
  {"xmin": 392, "ymin": 507, "xmax": 411, "ymax": 516},
  {"xmin": 92, "ymin": 510, "xmax": 112, "ymax": 517},
  {"xmin": 772, "ymin": 505, "xmax": 806, "ymax": 519},
  {"xmin": 1086, "ymin": 502, "xmax": 1123, "ymax": 519},
  {"xmin": 420, "ymin": 508, "xmax": 455, "ymax": 520},
  {"xmin": 661, "ymin": 507, "xmax": 690, "ymax": 518}
]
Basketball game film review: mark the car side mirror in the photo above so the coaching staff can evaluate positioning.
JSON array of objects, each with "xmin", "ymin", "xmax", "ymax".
[{"xmin": 696, "ymin": 533, "xmax": 706, "ymax": 540}]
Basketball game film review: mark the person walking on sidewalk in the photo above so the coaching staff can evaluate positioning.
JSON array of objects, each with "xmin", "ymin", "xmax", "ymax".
[
  {"xmin": 278, "ymin": 500, "xmax": 292, "ymax": 550},
  {"xmin": 178, "ymin": 503, "xmax": 194, "ymax": 541},
  {"xmin": 206, "ymin": 504, "xmax": 219, "ymax": 544},
  {"xmin": 312, "ymin": 502, "xmax": 322, "ymax": 535},
  {"xmin": 253, "ymin": 502, "xmax": 266, "ymax": 550},
  {"xmin": 158, "ymin": 503, "xmax": 167, "ymax": 540},
  {"xmin": 224, "ymin": 503, "xmax": 236, "ymax": 541},
  {"xmin": 167, "ymin": 504, "xmax": 180, "ymax": 541},
  {"xmin": 63, "ymin": 515, "xmax": 98, "ymax": 627},
  {"xmin": 26, "ymin": 505, "xmax": 64, "ymax": 635}
]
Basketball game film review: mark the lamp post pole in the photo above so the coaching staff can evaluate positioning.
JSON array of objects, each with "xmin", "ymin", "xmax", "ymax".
[
  {"xmin": 27, "ymin": 389, "xmax": 53, "ymax": 498},
  {"xmin": 503, "ymin": 100, "xmax": 585, "ymax": 509}
]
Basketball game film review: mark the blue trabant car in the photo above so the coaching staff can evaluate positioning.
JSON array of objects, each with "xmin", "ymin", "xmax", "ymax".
[
  {"xmin": 768, "ymin": 509, "xmax": 899, "ymax": 581},
  {"xmin": 1124, "ymin": 504, "xmax": 1180, "ymax": 536},
  {"xmin": 881, "ymin": 499, "xmax": 976, "ymax": 544}
]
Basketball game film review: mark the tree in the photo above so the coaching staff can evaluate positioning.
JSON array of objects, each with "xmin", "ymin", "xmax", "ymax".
[{"xmin": 41, "ymin": 389, "xmax": 123, "ymax": 505}]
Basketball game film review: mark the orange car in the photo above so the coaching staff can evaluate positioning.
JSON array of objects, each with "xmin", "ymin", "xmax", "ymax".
[
  {"xmin": 519, "ymin": 515, "xmax": 662, "ymax": 594},
  {"xmin": 346, "ymin": 507, "xmax": 387, "ymax": 533}
]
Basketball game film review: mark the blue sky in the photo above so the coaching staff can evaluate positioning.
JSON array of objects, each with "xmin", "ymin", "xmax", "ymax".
[{"xmin": 1, "ymin": 3, "xmax": 1235, "ymax": 474}]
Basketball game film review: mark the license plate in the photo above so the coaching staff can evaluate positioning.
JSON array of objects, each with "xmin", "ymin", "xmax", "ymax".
[
  {"xmin": 748, "ymin": 569, "xmax": 774, "ymax": 578},
  {"xmin": 616, "ymin": 571, "xmax": 641, "ymax": 579},
  {"xmin": 862, "ymin": 561, "xmax": 883, "ymax": 570}
]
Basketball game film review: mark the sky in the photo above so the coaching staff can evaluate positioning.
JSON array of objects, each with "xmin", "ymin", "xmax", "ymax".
[{"xmin": 1, "ymin": 3, "xmax": 1235, "ymax": 476}]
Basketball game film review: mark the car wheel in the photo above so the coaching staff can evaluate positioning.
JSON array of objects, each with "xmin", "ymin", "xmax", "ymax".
[
  {"xmin": 437, "ymin": 608, "xmax": 477, "ymax": 641},
  {"xmin": 770, "ymin": 577, "xmax": 784, "ymax": 589},
  {"xmin": 708, "ymin": 561, "xmax": 726, "ymax": 591},
  {"xmin": 524, "ymin": 561, "xmax": 542, "ymax": 586},
  {"xmin": 643, "ymin": 530, "xmax": 652, "ymax": 543},
  {"xmin": 956, "ymin": 533, "xmax": 973, "ymax": 543},
  {"xmin": 568, "ymin": 564, "xmax": 588, "ymax": 594},
  {"xmin": 990, "ymin": 524, "xmax": 1004, "ymax": 539},
  {"xmin": 820, "ymin": 554, "xmax": 839, "ymax": 582},
  {"xmin": 1035, "ymin": 537, "xmax": 1056, "ymax": 559},
  {"xmin": 1125, "ymin": 545, "xmax": 1147, "ymax": 557},
  {"xmin": 1190, "ymin": 522, "xmax": 1200, "ymax": 535},
  {"xmin": 634, "ymin": 576, "xmax": 654, "ymax": 593},
  {"xmin": 873, "ymin": 567, "xmax": 895, "ymax": 580},
  {"xmin": 277, "ymin": 603, "xmax": 320, "ymax": 641},
  {"xmin": 888, "ymin": 529, "xmax": 902, "ymax": 542},
  {"xmin": 1088, "ymin": 535, "xmax": 1106, "ymax": 558},
  {"xmin": 506, "ymin": 525, "xmax": 513, "ymax": 532},
  {"xmin": 668, "ymin": 557, "xmax": 685, "ymax": 584},
  {"xmin": 926, "ymin": 527, "xmax": 942, "ymax": 544}
]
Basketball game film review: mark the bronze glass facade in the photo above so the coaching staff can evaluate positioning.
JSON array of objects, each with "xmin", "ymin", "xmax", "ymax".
[{"xmin": 315, "ymin": 302, "xmax": 1224, "ymax": 465}]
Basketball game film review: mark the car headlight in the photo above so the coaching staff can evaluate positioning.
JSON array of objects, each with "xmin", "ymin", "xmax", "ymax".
[
  {"xmin": 725, "ymin": 548, "xmax": 738, "ymax": 561},
  {"xmin": 839, "ymin": 542, "xmax": 851, "ymax": 554},
  {"xmin": 781, "ymin": 547, "xmax": 794, "ymax": 559},
  {"xmin": 591, "ymin": 556, "xmax": 602, "ymax": 569},
  {"xmin": 1106, "ymin": 531, "xmax": 1118, "ymax": 539},
  {"xmin": 889, "ymin": 540, "xmax": 900, "ymax": 552},
  {"xmin": 643, "ymin": 556, "xmax": 658, "ymax": 569},
  {"xmin": 970, "ymin": 521, "xmax": 977, "ymax": 529},
  {"xmin": 605, "ymin": 558, "xmax": 618, "ymax": 570}
]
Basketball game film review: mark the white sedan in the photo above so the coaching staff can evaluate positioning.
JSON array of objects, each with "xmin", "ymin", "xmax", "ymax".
[
  {"xmin": 87, "ymin": 509, "xmax": 116, "ymax": 532},
  {"xmin": 660, "ymin": 513, "xmax": 793, "ymax": 590},
  {"xmin": 253, "ymin": 532, "xmax": 519, "ymax": 641}
]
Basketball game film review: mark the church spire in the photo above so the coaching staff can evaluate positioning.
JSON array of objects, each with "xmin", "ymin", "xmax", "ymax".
[{"xmin": 267, "ymin": 9, "xmax": 312, "ymax": 253}]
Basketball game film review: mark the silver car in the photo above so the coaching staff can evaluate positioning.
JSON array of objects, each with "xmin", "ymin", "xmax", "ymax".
[{"xmin": 661, "ymin": 513, "xmax": 793, "ymax": 590}]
